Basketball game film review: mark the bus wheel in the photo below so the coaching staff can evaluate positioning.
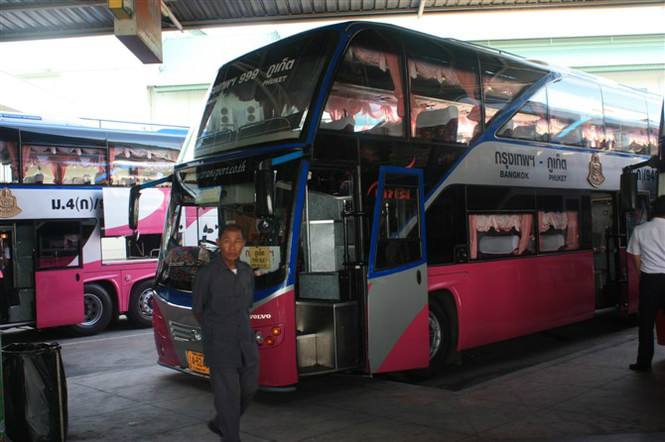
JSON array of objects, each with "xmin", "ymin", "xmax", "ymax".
[
  {"xmin": 70, "ymin": 284, "xmax": 112, "ymax": 336},
  {"xmin": 428, "ymin": 298, "xmax": 455, "ymax": 372},
  {"xmin": 127, "ymin": 280, "xmax": 154, "ymax": 328}
]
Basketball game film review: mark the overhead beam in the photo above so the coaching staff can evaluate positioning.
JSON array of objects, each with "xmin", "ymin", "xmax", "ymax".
[
  {"xmin": 418, "ymin": 0, "xmax": 427, "ymax": 18},
  {"xmin": 0, "ymin": 27, "xmax": 113, "ymax": 42},
  {"xmin": 0, "ymin": 1, "xmax": 106, "ymax": 12},
  {"xmin": 161, "ymin": 0, "xmax": 183, "ymax": 32}
]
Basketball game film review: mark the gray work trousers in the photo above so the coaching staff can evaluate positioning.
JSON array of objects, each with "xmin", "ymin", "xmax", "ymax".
[{"xmin": 210, "ymin": 364, "xmax": 259, "ymax": 442}]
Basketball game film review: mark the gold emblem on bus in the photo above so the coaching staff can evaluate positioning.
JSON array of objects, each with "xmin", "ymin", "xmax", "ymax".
[
  {"xmin": 587, "ymin": 153, "xmax": 605, "ymax": 188},
  {"xmin": 0, "ymin": 188, "xmax": 22, "ymax": 218}
]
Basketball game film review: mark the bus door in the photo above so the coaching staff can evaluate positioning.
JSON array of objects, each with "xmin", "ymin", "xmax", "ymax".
[
  {"xmin": 591, "ymin": 193, "xmax": 620, "ymax": 309},
  {"xmin": 34, "ymin": 221, "xmax": 84, "ymax": 328},
  {"xmin": 0, "ymin": 226, "xmax": 17, "ymax": 324},
  {"xmin": 1, "ymin": 224, "xmax": 36, "ymax": 326},
  {"xmin": 367, "ymin": 167, "xmax": 428, "ymax": 373}
]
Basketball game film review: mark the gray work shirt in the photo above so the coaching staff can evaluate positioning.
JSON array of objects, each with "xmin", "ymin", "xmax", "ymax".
[{"xmin": 192, "ymin": 256, "xmax": 258, "ymax": 368}]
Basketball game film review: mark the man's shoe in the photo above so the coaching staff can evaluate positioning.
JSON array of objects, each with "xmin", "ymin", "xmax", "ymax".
[
  {"xmin": 629, "ymin": 363, "xmax": 651, "ymax": 372},
  {"xmin": 207, "ymin": 420, "xmax": 223, "ymax": 436}
]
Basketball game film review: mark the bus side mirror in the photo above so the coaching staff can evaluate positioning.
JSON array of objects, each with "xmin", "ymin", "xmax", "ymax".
[
  {"xmin": 129, "ymin": 185, "xmax": 142, "ymax": 231},
  {"xmin": 620, "ymin": 171, "xmax": 638, "ymax": 211},
  {"xmin": 255, "ymin": 168, "xmax": 275, "ymax": 218}
]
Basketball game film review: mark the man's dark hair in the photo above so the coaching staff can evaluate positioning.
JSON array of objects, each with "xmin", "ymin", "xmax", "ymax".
[
  {"xmin": 220, "ymin": 223, "xmax": 245, "ymax": 238},
  {"xmin": 653, "ymin": 196, "xmax": 665, "ymax": 217}
]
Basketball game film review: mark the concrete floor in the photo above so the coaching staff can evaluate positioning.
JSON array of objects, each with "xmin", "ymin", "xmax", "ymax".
[{"xmin": 3, "ymin": 321, "xmax": 665, "ymax": 441}]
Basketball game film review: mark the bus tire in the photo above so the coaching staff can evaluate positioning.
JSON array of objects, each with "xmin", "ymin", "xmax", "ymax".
[
  {"xmin": 70, "ymin": 284, "xmax": 112, "ymax": 336},
  {"xmin": 428, "ymin": 296, "xmax": 457, "ymax": 373},
  {"xmin": 127, "ymin": 280, "xmax": 154, "ymax": 328}
]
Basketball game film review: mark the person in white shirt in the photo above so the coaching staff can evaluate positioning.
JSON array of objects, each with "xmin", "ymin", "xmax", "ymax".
[{"xmin": 626, "ymin": 195, "xmax": 665, "ymax": 372}]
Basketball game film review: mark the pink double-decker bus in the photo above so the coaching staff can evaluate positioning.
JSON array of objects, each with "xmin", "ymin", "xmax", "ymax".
[
  {"xmin": 134, "ymin": 22, "xmax": 663, "ymax": 389},
  {"xmin": 0, "ymin": 114, "xmax": 185, "ymax": 334}
]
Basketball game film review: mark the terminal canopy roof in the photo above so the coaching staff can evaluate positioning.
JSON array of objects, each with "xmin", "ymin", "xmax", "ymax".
[{"xmin": 0, "ymin": 0, "xmax": 660, "ymax": 42}]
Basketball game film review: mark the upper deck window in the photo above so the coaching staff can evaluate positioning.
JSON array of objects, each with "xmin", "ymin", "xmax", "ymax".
[
  {"xmin": 498, "ymin": 76, "xmax": 656, "ymax": 154},
  {"xmin": 407, "ymin": 39, "xmax": 480, "ymax": 144},
  {"xmin": 479, "ymin": 55, "xmax": 547, "ymax": 126},
  {"xmin": 320, "ymin": 30, "xmax": 404, "ymax": 137},
  {"xmin": 496, "ymin": 87, "xmax": 548, "ymax": 142},
  {"xmin": 22, "ymin": 144, "xmax": 105, "ymax": 185},
  {"xmin": 0, "ymin": 128, "xmax": 19, "ymax": 183},
  {"xmin": 549, "ymin": 79, "xmax": 605, "ymax": 149},
  {"xmin": 193, "ymin": 30, "xmax": 336, "ymax": 157},
  {"xmin": 646, "ymin": 97, "xmax": 661, "ymax": 156},
  {"xmin": 603, "ymin": 87, "xmax": 650, "ymax": 154},
  {"xmin": 109, "ymin": 145, "xmax": 178, "ymax": 186}
]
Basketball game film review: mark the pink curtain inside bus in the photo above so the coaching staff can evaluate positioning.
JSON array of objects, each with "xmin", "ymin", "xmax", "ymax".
[
  {"xmin": 21, "ymin": 145, "xmax": 105, "ymax": 185},
  {"xmin": 350, "ymin": 47, "xmax": 404, "ymax": 118}
]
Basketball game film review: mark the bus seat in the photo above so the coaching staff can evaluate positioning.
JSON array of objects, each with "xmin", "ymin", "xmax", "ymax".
[
  {"xmin": 24, "ymin": 173, "xmax": 44, "ymax": 184},
  {"xmin": 320, "ymin": 116, "xmax": 355, "ymax": 132},
  {"xmin": 540, "ymin": 232, "xmax": 565, "ymax": 252},
  {"xmin": 478, "ymin": 234, "xmax": 519, "ymax": 256},
  {"xmin": 366, "ymin": 121, "xmax": 403, "ymax": 136},
  {"xmin": 94, "ymin": 171, "xmax": 107, "ymax": 185},
  {"xmin": 415, "ymin": 106, "xmax": 459, "ymax": 142},
  {"xmin": 513, "ymin": 125, "xmax": 537, "ymax": 140}
]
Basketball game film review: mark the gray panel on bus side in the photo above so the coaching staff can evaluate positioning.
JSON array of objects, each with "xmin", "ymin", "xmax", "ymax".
[
  {"xmin": 14, "ymin": 223, "xmax": 34, "ymax": 289},
  {"xmin": 8, "ymin": 289, "xmax": 35, "ymax": 323}
]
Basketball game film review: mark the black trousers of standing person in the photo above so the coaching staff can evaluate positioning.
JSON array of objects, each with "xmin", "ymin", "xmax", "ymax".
[
  {"xmin": 210, "ymin": 363, "xmax": 259, "ymax": 441},
  {"xmin": 637, "ymin": 272, "xmax": 665, "ymax": 366}
]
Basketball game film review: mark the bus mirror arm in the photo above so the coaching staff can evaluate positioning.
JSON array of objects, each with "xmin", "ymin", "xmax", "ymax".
[
  {"xmin": 255, "ymin": 163, "xmax": 275, "ymax": 218},
  {"xmin": 129, "ymin": 185, "xmax": 141, "ymax": 231},
  {"xmin": 128, "ymin": 174, "xmax": 172, "ymax": 231}
]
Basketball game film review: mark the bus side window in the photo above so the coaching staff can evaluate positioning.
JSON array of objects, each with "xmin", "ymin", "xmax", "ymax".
[
  {"xmin": 21, "ymin": 144, "xmax": 105, "ymax": 185},
  {"xmin": 35, "ymin": 221, "xmax": 94, "ymax": 269},
  {"xmin": 375, "ymin": 176, "xmax": 421, "ymax": 270},
  {"xmin": 320, "ymin": 31, "xmax": 404, "ymax": 137},
  {"xmin": 548, "ymin": 78, "xmax": 605, "ymax": 149},
  {"xmin": 602, "ymin": 87, "xmax": 650, "ymax": 154},
  {"xmin": 109, "ymin": 145, "xmax": 178, "ymax": 186},
  {"xmin": 468, "ymin": 214, "xmax": 535, "ymax": 260},
  {"xmin": 0, "ymin": 128, "xmax": 19, "ymax": 183},
  {"xmin": 479, "ymin": 55, "xmax": 547, "ymax": 127},
  {"xmin": 497, "ymin": 87, "xmax": 548, "ymax": 142},
  {"xmin": 426, "ymin": 185, "xmax": 467, "ymax": 264},
  {"xmin": 406, "ymin": 38, "xmax": 480, "ymax": 144},
  {"xmin": 537, "ymin": 194, "xmax": 581, "ymax": 253},
  {"xmin": 646, "ymin": 97, "xmax": 661, "ymax": 156}
]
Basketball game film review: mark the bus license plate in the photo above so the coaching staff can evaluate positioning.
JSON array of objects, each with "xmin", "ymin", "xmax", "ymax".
[{"xmin": 186, "ymin": 350, "xmax": 210, "ymax": 375}]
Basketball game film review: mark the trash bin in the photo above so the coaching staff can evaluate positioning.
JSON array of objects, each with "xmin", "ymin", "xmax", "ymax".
[{"xmin": 2, "ymin": 342, "xmax": 67, "ymax": 442}]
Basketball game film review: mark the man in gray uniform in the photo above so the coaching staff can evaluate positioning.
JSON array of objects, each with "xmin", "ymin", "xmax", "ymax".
[
  {"xmin": 627, "ymin": 195, "xmax": 665, "ymax": 372},
  {"xmin": 193, "ymin": 224, "xmax": 259, "ymax": 441}
]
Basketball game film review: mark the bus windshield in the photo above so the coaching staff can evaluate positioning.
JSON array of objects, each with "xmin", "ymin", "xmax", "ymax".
[
  {"xmin": 157, "ymin": 160, "xmax": 298, "ymax": 292},
  {"xmin": 193, "ymin": 30, "xmax": 336, "ymax": 158}
]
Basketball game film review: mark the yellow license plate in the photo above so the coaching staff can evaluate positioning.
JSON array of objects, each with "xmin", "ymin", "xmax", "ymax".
[{"xmin": 186, "ymin": 350, "xmax": 210, "ymax": 375}]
